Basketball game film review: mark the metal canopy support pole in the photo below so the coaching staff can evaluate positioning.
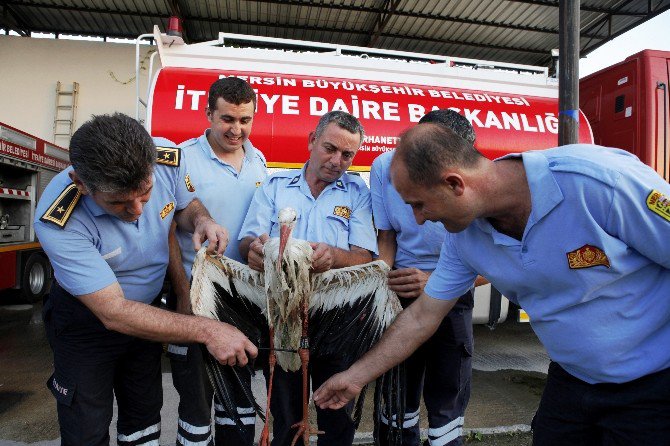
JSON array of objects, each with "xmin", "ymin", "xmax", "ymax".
[{"xmin": 558, "ymin": 0, "xmax": 580, "ymax": 146}]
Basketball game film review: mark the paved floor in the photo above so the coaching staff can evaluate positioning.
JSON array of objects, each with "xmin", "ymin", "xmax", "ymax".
[{"xmin": 0, "ymin": 300, "xmax": 549, "ymax": 445}]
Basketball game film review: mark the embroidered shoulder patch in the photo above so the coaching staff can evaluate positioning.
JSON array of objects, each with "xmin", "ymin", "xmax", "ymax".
[
  {"xmin": 40, "ymin": 183, "xmax": 81, "ymax": 228},
  {"xmin": 646, "ymin": 190, "xmax": 670, "ymax": 222},
  {"xmin": 333, "ymin": 206, "xmax": 352, "ymax": 220},
  {"xmin": 184, "ymin": 174, "xmax": 195, "ymax": 192},
  {"xmin": 156, "ymin": 147, "xmax": 180, "ymax": 167},
  {"xmin": 566, "ymin": 244, "xmax": 610, "ymax": 269},
  {"xmin": 160, "ymin": 201, "xmax": 175, "ymax": 219}
]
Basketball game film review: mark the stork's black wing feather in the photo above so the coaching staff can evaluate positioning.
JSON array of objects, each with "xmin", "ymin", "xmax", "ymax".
[
  {"xmin": 190, "ymin": 250, "xmax": 269, "ymax": 438},
  {"xmin": 308, "ymin": 261, "xmax": 405, "ymax": 444}
]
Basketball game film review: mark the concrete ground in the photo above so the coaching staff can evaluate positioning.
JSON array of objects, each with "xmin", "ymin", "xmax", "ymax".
[{"xmin": 0, "ymin": 297, "xmax": 548, "ymax": 445}]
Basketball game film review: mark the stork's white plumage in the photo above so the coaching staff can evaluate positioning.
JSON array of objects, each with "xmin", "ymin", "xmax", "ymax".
[
  {"xmin": 263, "ymin": 207, "xmax": 312, "ymax": 371},
  {"xmin": 190, "ymin": 207, "xmax": 404, "ymax": 445}
]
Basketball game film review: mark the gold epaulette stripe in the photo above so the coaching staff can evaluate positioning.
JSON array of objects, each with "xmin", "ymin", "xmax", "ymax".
[
  {"xmin": 40, "ymin": 183, "xmax": 81, "ymax": 228},
  {"xmin": 156, "ymin": 146, "xmax": 180, "ymax": 167}
]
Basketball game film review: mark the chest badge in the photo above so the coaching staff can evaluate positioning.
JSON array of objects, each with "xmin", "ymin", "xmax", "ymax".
[
  {"xmin": 566, "ymin": 244, "xmax": 610, "ymax": 269},
  {"xmin": 184, "ymin": 174, "xmax": 195, "ymax": 192},
  {"xmin": 333, "ymin": 206, "xmax": 351, "ymax": 220},
  {"xmin": 646, "ymin": 190, "xmax": 670, "ymax": 222},
  {"xmin": 255, "ymin": 181, "xmax": 262, "ymax": 188},
  {"xmin": 160, "ymin": 201, "xmax": 175, "ymax": 219}
]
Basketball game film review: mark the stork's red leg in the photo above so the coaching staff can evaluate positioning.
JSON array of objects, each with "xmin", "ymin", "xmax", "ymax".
[
  {"xmin": 259, "ymin": 327, "xmax": 276, "ymax": 446},
  {"xmin": 290, "ymin": 298, "xmax": 324, "ymax": 446}
]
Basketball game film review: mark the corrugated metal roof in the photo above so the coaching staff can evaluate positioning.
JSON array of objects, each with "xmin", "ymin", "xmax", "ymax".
[{"xmin": 2, "ymin": 0, "xmax": 669, "ymax": 67}]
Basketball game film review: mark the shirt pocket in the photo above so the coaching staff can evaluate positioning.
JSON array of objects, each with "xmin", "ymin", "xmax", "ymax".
[
  {"xmin": 101, "ymin": 246, "xmax": 124, "ymax": 270},
  {"xmin": 325, "ymin": 214, "xmax": 350, "ymax": 249}
]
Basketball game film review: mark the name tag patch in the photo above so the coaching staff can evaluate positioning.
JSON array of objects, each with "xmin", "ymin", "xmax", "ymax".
[
  {"xmin": 566, "ymin": 244, "xmax": 610, "ymax": 269},
  {"xmin": 160, "ymin": 201, "xmax": 175, "ymax": 219},
  {"xmin": 333, "ymin": 206, "xmax": 351, "ymax": 220},
  {"xmin": 646, "ymin": 190, "xmax": 670, "ymax": 222},
  {"xmin": 47, "ymin": 374, "xmax": 75, "ymax": 406}
]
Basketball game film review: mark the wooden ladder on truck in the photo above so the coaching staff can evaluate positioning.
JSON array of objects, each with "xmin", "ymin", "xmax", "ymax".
[{"xmin": 53, "ymin": 81, "xmax": 79, "ymax": 146}]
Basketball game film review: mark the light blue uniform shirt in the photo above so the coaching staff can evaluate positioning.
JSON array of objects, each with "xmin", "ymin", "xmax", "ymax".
[
  {"xmin": 239, "ymin": 164, "xmax": 377, "ymax": 254},
  {"xmin": 34, "ymin": 142, "xmax": 195, "ymax": 303},
  {"xmin": 370, "ymin": 151, "xmax": 446, "ymax": 270},
  {"xmin": 425, "ymin": 144, "xmax": 670, "ymax": 384},
  {"xmin": 176, "ymin": 131, "xmax": 267, "ymax": 278}
]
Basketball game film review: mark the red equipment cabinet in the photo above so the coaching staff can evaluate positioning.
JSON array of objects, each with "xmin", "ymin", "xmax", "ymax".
[{"xmin": 0, "ymin": 122, "xmax": 69, "ymax": 302}]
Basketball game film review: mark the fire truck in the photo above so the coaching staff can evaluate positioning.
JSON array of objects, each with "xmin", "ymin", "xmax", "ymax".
[
  {"xmin": 580, "ymin": 49, "xmax": 669, "ymax": 182},
  {"xmin": 136, "ymin": 25, "xmax": 594, "ymax": 325},
  {"xmin": 0, "ymin": 122, "xmax": 69, "ymax": 302}
]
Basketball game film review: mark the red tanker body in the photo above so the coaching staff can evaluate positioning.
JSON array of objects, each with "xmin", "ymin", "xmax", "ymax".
[
  {"xmin": 580, "ymin": 50, "xmax": 669, "ymax": 181},
  {"xmin": 137, "ymin": 26, "xmax": 594, "ymax": 325},
  {"xmin": 141, "ymin": 27, "xmax": 593, "ymax": 174}
]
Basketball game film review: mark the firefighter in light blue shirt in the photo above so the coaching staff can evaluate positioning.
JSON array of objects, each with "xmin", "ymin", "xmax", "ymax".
[
  {"xmin": 239, "ymin": 111, "xmax": 376, "ymax": 446},
  {"xmin": 166, "ymin": 77, "xmax": 267, "ymax": 446},
  {"xmin": 314, "ymin": 124, "xmax": 670, "ymax": 445},
  {"xmin": 371, "ymin": 110, "xmax": 477, "ymax": 446},
  {"xmin": 35, "ymin": 114, "xmax": 255, "ymax": 446}
]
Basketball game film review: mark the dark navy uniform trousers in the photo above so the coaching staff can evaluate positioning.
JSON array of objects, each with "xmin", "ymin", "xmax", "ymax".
[
  {"xmin": 166, "ymin": 287, "xmax": 255, "ymax": 446},
  {"xmin": 380, "ymin": 290, "xmax": 474, "ymax": 446},
  {"xmin": 42, "ymin": 282, "xmax": 163, "ymax": 446},
  {"xmin": 167, "ymin": 343, "xmax": 255, "ymax": 446},
  {"xmin": 267, "ymin": 355, "xmax": 356, "ymax": 446},
  {"xmin": 532, "ymin": 361, "xmax": 670, "ymax": 446}
]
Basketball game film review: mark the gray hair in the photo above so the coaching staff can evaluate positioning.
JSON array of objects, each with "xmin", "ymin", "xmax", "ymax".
[
  {"xmin": 313, "ymin": 111, "xmax": 365, "ymax": 144},
  {"xmin": 393, "ymin": 123, "xmax": 483, "ymax": 186},
  {"xmin": 69, "ymin": 113, "xmax": 156, "ymax": 194},
  {"xmin": 419, "ymin": 109, "xmax": 476, "ymax": 144}
]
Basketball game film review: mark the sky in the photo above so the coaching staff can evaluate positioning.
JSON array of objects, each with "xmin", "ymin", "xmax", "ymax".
[{"xmin": 579, "ymin": 9, "xmax": 670, "ymax": 77}]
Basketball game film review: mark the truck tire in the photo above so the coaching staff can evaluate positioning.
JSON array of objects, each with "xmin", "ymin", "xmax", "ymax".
[{"xmin": 20, "ymin": 253, "xmax": 51, "ymax": 303}]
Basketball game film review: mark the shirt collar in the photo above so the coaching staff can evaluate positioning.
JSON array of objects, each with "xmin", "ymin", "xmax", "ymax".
[
  {"xmin": 519, "ymin": 150, "xmax": 564, "ymax": 225},
  {"xmin": 496, "ymin": 151, "xmax": 564, "ymax": 225},
  {"xmin": 286, "ymin": 163, "xmax": 348, "ymax": 191},
  {"xmin": 472, "ymin": 151, "xmax": 563, "ymax": 242},
  {"xmin": 201, "ymin": 130, "xmax": 256, "ymax": 166}
]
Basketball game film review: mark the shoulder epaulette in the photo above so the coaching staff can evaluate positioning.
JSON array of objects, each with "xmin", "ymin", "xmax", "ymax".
[
  {"xmin": 156, "ymin": 146, "xmax": 180, "ymax": 167},
  {"xmin": 40, "ymin": 183, "xmax": 81, "ymax": 228}
]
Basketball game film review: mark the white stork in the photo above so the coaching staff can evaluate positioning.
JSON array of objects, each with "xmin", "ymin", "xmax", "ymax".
[{"xmin": 190, "ymin": 207, "xmax": 405, "ymax": 446}]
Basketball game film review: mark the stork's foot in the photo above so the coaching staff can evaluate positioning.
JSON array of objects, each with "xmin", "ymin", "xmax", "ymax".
[{"xmin": 289, "ymin": 420, "xmax": 324, "ymax": 446}]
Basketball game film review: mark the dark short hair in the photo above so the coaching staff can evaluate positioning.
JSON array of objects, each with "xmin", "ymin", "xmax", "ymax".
[
  {"xmin": 393, "ymin": 123, "xmax": 483, "ymax": 186},
  {"xmin": 419, "ymin": 109, "xmax": 476, "ymax": 144},
  {"xmin": 69, "ymin": 113, "xmax": 155, "ymax": 194},
  {"xmin": 208, "ymin": 77, "xmax": 256, "ymax": 110},
  {"xmin": 313, "ymin": 111, "xmax": 365, "ymax": 144}
]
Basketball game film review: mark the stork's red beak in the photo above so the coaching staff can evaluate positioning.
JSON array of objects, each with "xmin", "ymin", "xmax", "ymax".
[{"xmin": 278, "ymin": 222, "xmax": 292, "ymax": 273}]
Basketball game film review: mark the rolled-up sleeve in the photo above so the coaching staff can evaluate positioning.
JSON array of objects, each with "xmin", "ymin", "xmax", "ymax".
[{"xmin": 424, "ymin": 233, "xmax": 476, "ymax": 301}]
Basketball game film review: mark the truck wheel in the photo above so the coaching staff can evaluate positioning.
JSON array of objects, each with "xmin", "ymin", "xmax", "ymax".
[{"xmin": 20, "ymin": 253, "xmax": 51, "ymax": 303}]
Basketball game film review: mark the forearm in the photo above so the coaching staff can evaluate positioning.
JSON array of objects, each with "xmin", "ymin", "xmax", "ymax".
[
  {"xmin": 80, "ymin": 283, "xmax": 212, "ymax": 343},
  {"xmin": 174, "ymin": 198, "xmax": 212, "ymax": 233},
  {"xmin": 332, "ymin": 245, "xmax": 372, "ymax": 268},
  {"xmin": 377, "ymin": 229, "xmax": 397, "ymax": 268},
  {"xmin": 167, "ymin": 223, "xmax": 191, "ymax": 314},
  {"xmin": 347, "ymin": 293, "xmax": 455, "ymax": 385}
]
